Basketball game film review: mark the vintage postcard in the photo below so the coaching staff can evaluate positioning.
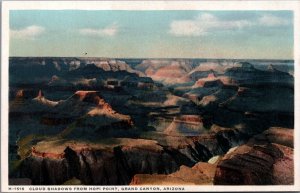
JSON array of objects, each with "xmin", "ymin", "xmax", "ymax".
[{"xmin": 1, "ymin": 1, "xmax": 300, "ymax": 192}]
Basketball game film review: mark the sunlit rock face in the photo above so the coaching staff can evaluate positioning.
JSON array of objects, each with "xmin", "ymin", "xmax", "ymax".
[{"xmin": 214, "ymin": 128, "xmax": 294, "ymax": 185}]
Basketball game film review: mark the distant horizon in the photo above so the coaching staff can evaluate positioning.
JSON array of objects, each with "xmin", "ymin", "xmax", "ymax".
[{"xmin": 8, "ymin": 56, "xmax": 294, "ymax": 61}]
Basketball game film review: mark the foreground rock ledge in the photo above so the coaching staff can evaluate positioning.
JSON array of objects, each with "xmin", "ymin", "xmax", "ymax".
[{"xmin": 214, "ymin": 142, "xmax": 294, "ymax": 185}]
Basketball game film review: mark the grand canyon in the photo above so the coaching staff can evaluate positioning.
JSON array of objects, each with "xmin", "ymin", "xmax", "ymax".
[{"xmin": 9, "ymin": 57, "xmax": 294, "ymax": 185}]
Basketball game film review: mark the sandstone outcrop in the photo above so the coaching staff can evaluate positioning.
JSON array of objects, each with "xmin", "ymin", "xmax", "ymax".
[
  {"xmin": 214, "ymin": 127, "xmax": 294, "ymax": 185},
  {"xmin": 130, "ymin": 162, "xmax": 217, "ymax": 185}
]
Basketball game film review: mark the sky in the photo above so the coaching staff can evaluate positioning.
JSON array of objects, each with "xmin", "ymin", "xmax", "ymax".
[{"xmin": 9, "ymin": 10, "xmax": 293, "ymax": 59}]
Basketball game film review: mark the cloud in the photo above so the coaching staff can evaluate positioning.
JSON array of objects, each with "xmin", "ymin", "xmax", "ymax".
[
  {"xmin": 169, "ymin": 20, "xmax": 207, "ymax": 36},
  {"xmin": 258, "ymin": 14, "xmax": 290, "ymax": 26},
  {"xmin": 10, "ymin": 25, "xmax": 45, "ymax": 39},
  {"xmin": 79, "ymin": 23, "xmax": 118, "ymax": 37},
  {"xmin": 169, "ymin": 13, "xmax": 253, "ymax": 37},
  {"xmin": 169, "ymin": 13, "xmax": 290, "ymax": 37}
]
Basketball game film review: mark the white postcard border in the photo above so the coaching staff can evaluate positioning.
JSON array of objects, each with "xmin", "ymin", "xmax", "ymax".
[{"xmin": 1, "ymin": 1, "xmax": 300, "ymax": 192}]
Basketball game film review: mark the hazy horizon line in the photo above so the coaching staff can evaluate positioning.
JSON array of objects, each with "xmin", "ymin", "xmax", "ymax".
[{"xmin": 9, "ymin": 56, "xmax": 294, "ymax": 61}]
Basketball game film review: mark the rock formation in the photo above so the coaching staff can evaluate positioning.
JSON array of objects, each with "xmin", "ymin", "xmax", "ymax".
[
  {"xmin": 214, "ymin": 127, "xmax": 294, "ymax": 185},
  {"xmin": 9, "ymin": 58, "xmax": 294, "ymax": 186}
]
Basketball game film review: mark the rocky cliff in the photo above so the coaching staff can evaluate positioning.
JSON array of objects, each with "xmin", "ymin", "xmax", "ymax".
[{"xmin": 18, "ymin": 125, "xmax": 250, "ymax": 185}]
